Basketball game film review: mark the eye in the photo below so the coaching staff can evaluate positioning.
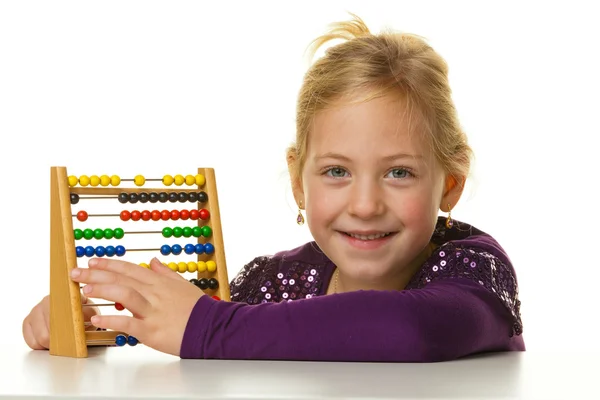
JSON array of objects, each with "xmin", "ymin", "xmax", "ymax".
[
  {"xmin": 324, "ymin": 167, "xmax": 348, "ymax": 178},
  {"xmin": 386, "ymin": 168, "xmax": 413, "ymax": 179}
]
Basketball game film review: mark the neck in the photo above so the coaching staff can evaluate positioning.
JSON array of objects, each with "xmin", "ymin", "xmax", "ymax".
[{"xmin": 332, "ymin": 242, "xmax": 437, "ymax": 294}]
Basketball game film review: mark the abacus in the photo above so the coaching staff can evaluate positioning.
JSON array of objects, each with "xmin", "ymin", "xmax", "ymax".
[{"xmin": 49, "ymin": 166, "xmax": 230, "ymax": 358}]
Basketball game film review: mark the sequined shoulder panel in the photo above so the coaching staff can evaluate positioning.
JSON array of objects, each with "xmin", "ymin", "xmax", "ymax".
[
  {"xmin": 229, "ymin": 256, "xmax": 330, "ymax": 305},
  {"xmin": 407, "ymin": 242, "xmax": 523, "ymax": 337}
]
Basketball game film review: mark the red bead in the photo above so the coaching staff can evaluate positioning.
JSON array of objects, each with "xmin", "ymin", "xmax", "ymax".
[
  {"xmin": 141, "ymin": 210, "xmax": 151, "ymax": 221},
  {"xmin": 211, "ymin": 295, "xmax": 221, "ymax": 301},
  {"xmin": 161, "ymin": 210, "xmax": 170, "ymax": 221},
  {"xmin": 120, "ymin": 210, "xmax": 131, "ymax": 221},
  {"xmin": 131, "ymin": 210, "xmax": 141, "ymax": 221},
  {"xmin": 189, "ymin": 209, "xmax": 199, "ymax": 220},
  {"xmin": 171, "ymin": 210, "xmax": 180, "ymax": 220},
  {"xmin": 151, "ymin": 210, "xmax": 161, "ymax": 221},
  {"xmin": 179, "ymin": 209, "xmax": 190, "ymax": 220},
  {"xmin": 76, "ymin": 210, "xmax": 88, "ymax": 222},
  {"xmin": 115, "ymin": 302, "xmax": 125, "ymax": 311},
  {"xmin": 199, "ymin": 209, "xmax": 210, "ymax": 220}
]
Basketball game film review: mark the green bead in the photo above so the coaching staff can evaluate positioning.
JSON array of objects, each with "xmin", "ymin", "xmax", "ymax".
[
  {"xmin": 94, "ymin": 229, "xmax": 104, "ymax": 239},
  {"xmin": 173, "ymin": 227, "xmax": 183, "ymax": 238},
  {"xmin": 162, "ymin": 227, "xmax": 173, "ymax": 238},
  {"xmin": 83, "ymin": 229, "xmax": 94, "ymax": 240},
  {"xmin": 182, "ymin": 227, "xmax": 193, "ymax": 238},
  {"xmin": 192, "ymin": 226, "xmax": 202, "ymax": 237},
  {"xmin": 74, "ymin": 229, "xmax": 83, "ymax": 240},
  {"xmin": 114, "ymin": 228, "xmax": 124, "ymax": 239},
  {"xmin": 104, "ymin": 228, "xmax": 114, "ymax": 239},
  {"xmin": 201, "ymin": 226, "xmax": 212, "ymax": 237}
]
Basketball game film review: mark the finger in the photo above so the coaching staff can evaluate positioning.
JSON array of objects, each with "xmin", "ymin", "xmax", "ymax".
[
  {"xmin": 22, "ymin": 318, "xmax": 46, "ymax": 350},
  {"xmin": 150, "ymin": 258, "xmax": 186, "ymax": 281},
  {"xmin": 82, "ymin": 283, "xmax": 151, "ymax": 317},
  {"xmin": 81, "ymin": 294, "xmax": 100, "ymax": 321},
  {"xmin": 90, "ymin": 314, "xmax": 142, "ymax": 339},
  {"xmin": 71, "ymin": 266, "xmax": 141, "ymax": 290},
  {"xmin": 88, "ymin": 258, "xmax": 157, "ymax": 284}
]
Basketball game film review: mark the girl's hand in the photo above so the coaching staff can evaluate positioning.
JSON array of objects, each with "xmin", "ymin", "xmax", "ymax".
[
  {"xmin": 70, "ymin": 257, "xmax": 203, "ymax": 357},
  {"xmin": 22, "ymin": 293, "xmax": 100, "ymax": 350}
]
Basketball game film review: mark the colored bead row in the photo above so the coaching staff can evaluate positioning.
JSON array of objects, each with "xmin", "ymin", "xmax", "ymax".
[
  {"xmin": 115, "ymin": 334, "xmax": 138, "ymax": 346},
  {"xmin": 160, "ymin": 243, "xmax": 215, "ymax": 256},
  {"xmin": 140, "ymin": 260, "xmax": 217, "ymax": 273},
  {"xmin": 76, "ymin": 245, "xmax": 126, "ymax": 258},
  {"xmin": 189, "ymin": 278, "xmax": 219, "ymax": 290},
  {"xmin": 69, "ymin": 175, "xmax": 121, "ymax": 187},
  {"xmin": 163, "ymin": 226, "xmax": 212, "ymax": 238},
  {"xmin": 117, "ymin": 191, "xmax": 208, "ymax": 204},
  {"xmin": 74, "ymin": 228, "xmax": 125, "ymax": 240},
  {"xmin": 119, "ymin": 209, "xmax": 210, "ymax": 222},
  {"xmin": 68, "ymin": 174, "xmax": 206, "ymax": 187}
]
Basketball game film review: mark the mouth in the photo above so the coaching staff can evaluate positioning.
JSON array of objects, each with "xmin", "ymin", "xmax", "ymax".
[{"xmin": 342, "ymin": 231, "xmax": 395, "ymax": 241}]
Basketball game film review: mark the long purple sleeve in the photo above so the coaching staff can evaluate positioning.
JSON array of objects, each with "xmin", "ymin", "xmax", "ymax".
[{"xmin": 180, "ymin": 276, "xmax": 523, "ymax": 361}]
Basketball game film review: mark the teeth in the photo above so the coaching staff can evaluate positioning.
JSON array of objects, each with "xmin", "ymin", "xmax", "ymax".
[{"xmin": 347, "ymin": 232, "xmax": 391, "ymax": 241}]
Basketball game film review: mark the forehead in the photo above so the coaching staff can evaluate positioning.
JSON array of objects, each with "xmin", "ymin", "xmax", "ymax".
[{"xmin": 309, "ymin": 93, "xmax": 429, "ymax": 157}]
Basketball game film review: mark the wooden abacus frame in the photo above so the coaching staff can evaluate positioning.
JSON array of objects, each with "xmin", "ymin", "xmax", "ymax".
[{"xmin": 49, "ymin": 166, "xmax": 230, "ymax": 358}]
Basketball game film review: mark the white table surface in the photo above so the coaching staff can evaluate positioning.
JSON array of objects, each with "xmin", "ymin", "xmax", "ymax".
[{"xmin": 1, "ymin": 344, "xmax": 598, "ymax": 399}]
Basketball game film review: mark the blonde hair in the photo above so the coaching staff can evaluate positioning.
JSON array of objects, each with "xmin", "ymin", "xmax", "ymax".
[{"xmin": 287, "ymin": 14, "xmax": 473, "ymax": 188}]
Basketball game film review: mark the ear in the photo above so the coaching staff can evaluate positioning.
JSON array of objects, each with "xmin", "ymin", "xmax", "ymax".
[
  {"xmin": 440, "ymin": 174, "xmax": 465, "ymax": 212},
  {"xmin": 286, "ymin": 148, "xmax": 305, "ymax": 209}
]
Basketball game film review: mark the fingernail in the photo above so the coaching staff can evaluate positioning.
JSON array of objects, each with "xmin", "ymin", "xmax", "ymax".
[
  {"xmin": 89, "ymin": 258, "xmax": 98, "ymax": 267},
  {"xmin": 83, "ymin": 285, "xmax": 92, "ymax": 294},
  {"xmin": 91, "ymin": 316, "xmax": 99, "ymax": 324},
  {"xmin": 71, "ymin": 268, "xmax": 81, "ymax": 278}
]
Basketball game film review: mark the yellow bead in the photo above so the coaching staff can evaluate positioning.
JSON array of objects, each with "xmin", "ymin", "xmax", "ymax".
[
  {"xmin": 187, "ymin": 262, "xmax": 198, "ymax": 273},
  {"xmin": 174, "ymin": 174, "xmax": 184, "ymax": 186},
  {"xmin": 100, "ymin": 175, "xmax": 111, "ymax": 186},
  {"xmin": 177, "ymin": 262, "xmax": 187, "ymax": 273},
  {"xmin": 68, "ymin": 175, "xmax": 78, "ymax": 187},
  {"xmin": 197, "ymin": 261, "xmax": 207, "ymax": 272},
  {"xmin": 206, "ymin": 260, "xmax": 217, "ymax": 272},
  {"xmin": 110, "ymin": 175, "xmax": 121, "ymax": 186},
  {"xmin": 79, "ymin": 175, "xmax": 90, "ymax": 186},
  {"xmin": 185, "ymin": 175, "xmax": 195, "ymax": 186},
  {"xmin": 168, "ymin": 262, "xmax": 178, "ymax": 271},
  {"xmin": 90, "ymin": 175, "xmax": 100, "ymax": 186},
  {"xmin": 195, "ymin": 174, "xmax": 205, "ymax": 187},
  {"xmin": 163, "ymin": 175, "xmax": 174, "ymax": 186},
  {"xmin": 134, "ymin": 175, "xmax": 145, "ymax": 186},
  {"xmin": 139, "ymin": 263, "xmax": 149, "ymax": 269}
]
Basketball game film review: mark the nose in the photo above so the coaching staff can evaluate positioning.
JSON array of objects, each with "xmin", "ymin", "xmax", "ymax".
[{"xmin": 347, "ymin": 180, "xmax": 385, "ymax": 220}]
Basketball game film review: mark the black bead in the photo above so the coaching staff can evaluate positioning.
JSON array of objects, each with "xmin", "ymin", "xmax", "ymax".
[
  {"xmin": 178, "ymin": 192, "xmax": 188, "ymax": 202},
  {"xmin": 158, "ymin": 192, "xmax": 168, "ymax": 203},
  {"xmin": 208, "ymin": 278, "xmax": 219, "ymax": 289},
  {"xmin": 128, "ymin": 193, "xmax": 139, "ymax": 203},
  {"xmin": 189, "ymin": 278, "xmax": 198, "ymax": 286},
  {"xmin": 149, "ymin": 192, "xmax": 159, "ymax": 203},
  {"xmin": 188, "ymin": 192, "xmax": 197, "ymax": 203},
  {"xmin": 138, "ymin": 192, "xmax": 149, "ymax": 203},
  {"xmin": 118, "ymin": 193, "xmax": 129, "ymax": 204},
  {"xmin": 168, "ymin": 192, "xmax": 178, "ymax": 203},
  {"xmin": 70, "ymin": 193, "xmax": 79, "ymax": 204},
  {"xmin": 198, "ymin": 278, "xmax": 209, "ymax": 290},
  {"xmin": 198, "ymin": 191, "xmax": 208, "ymax": 203}
]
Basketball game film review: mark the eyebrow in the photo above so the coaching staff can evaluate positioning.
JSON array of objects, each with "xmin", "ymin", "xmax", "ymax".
[{"xmin": 314, "ymin": 152, "xmax": 423, "ymax": 162}]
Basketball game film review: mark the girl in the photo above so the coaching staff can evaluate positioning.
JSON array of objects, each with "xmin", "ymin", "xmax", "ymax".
[{"xmin": 23, "ymin": 14, "xmax": 524, "ymax": 362}]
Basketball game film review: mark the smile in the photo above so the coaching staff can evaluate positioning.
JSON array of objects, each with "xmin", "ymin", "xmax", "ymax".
[{"xmin": 344, "ymin": 232, "xmax": 392, "ymax": 241}]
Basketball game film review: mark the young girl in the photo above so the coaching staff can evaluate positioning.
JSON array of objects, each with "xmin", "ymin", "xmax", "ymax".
[{"xmin": 23, "ymin": 14, "xmax": 524, "ymax": 362}]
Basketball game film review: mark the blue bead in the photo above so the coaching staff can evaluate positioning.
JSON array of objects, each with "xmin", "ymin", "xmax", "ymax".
[
  {"xmin": 127, "ymin": 336, "xmax": 138, "ymax": 346},
  {"xmin": 105, "ymin": 245, "xmax": 116, "ymax": 257},
  {"xmin": 184, "ymin": 244, "xmax": 195, "ymax": 254},
  {"xmin": 76, "ymin": 246, "xmax": 84, "ymax": 258},
  {"xmin": 204, "ymin": 243, "xmax": 215, "ymax": 254},
  {"xmin": 160, "ymin": 244, "xmax": 171, "ymax": 255},
  {"xmin": 95, "ymin": 246, "xmax": 106, "ymax": 257},
  {"xmin": 85, "ymin": 246, "xmax": 95, "ymax": 257},
  {"xmin": 115, "ymin": 245, "xmax": 126, "ymax": 256},
  {"xmin": 194, "ymin": 243, "xmax": 204, "ymax": 254},
  {"xmin": 115, "ymin": 334, "xmax": 127, "ymax": 346},
  {"xmin": 171, "ymin": 244, "xmax": 182, "ymax": 255}
]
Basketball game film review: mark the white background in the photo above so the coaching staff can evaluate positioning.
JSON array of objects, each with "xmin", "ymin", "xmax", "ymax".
[{"xmin": 1, "ymin": 0, "xmax": 598, "ymax": 354}]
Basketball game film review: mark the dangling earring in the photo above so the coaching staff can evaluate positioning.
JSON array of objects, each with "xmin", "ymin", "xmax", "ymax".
[
  {"xmin": 445, "ymin": 203, "xmax": 453, "ymax": 229},
  {"xmin": 297, "ymin": 200, "xmax": 305, "ymax": 225}
]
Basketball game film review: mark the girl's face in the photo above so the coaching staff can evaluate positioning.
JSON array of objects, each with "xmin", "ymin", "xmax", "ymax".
[{"xmin": 297, "ymin": 93, "xmax": 453, "ymax": 291}]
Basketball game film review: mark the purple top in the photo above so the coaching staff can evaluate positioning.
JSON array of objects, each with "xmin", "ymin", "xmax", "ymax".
[{"xmin": 180, "ymin": 217, "xmax": 525, "ymax": 361}]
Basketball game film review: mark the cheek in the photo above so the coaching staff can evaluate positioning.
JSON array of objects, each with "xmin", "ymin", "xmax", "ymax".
[{"xmin": 395, "ymin": 190, "xmax": 439, "ymax": 225}]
